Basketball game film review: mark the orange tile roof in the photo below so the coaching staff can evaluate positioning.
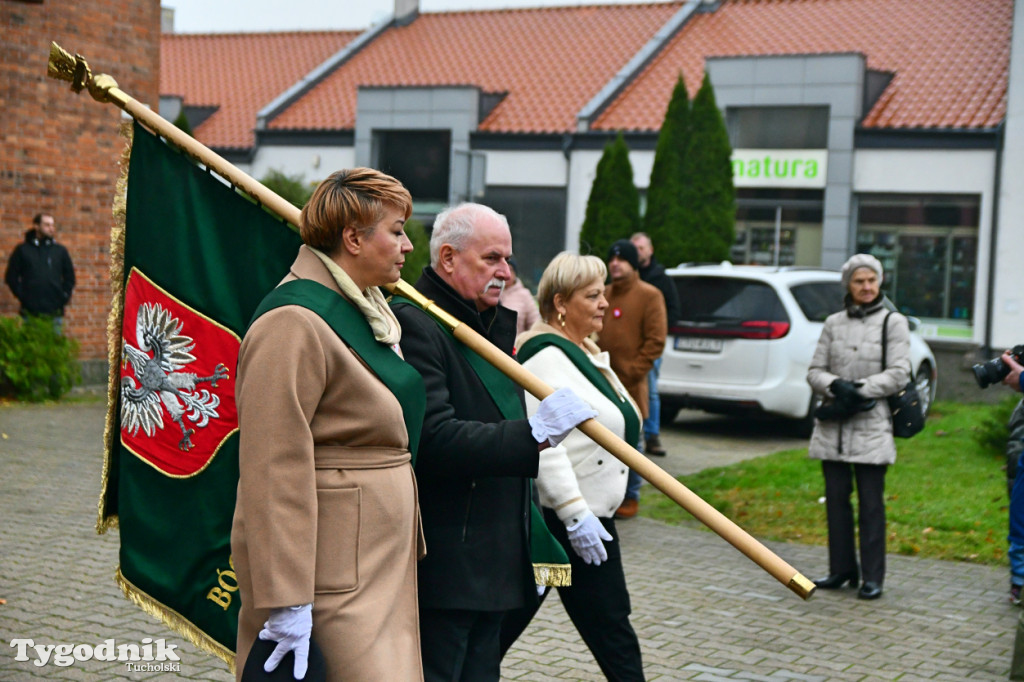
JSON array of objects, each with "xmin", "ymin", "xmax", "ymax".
[
  {"xmin": 161, "ymin": 31, "xmax": 360, "ymax": 149},
  {"xmin": 268, "ymin": 4, "xmax": 683, "ymax": 134},
  {"xmin": 596, "ymin": 0, "xmax": 1011, "ymax": 132}
]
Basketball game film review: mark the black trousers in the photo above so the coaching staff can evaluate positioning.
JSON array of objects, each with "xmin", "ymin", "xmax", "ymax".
[
  {"xmin": 822, "ymin": 460, "xmax": 888, "ymax": 584},
  {"xmin": 420, "ymin": 608, "xmax": 505, "ymax": 682},
  {"xmin": 499, "ymin": 508, "xmax": 645, "ymax": 682}
]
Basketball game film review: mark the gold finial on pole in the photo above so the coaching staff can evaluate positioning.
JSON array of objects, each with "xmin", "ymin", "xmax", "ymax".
[{"xmin": 47, "ymin": 41, "xmax": 126, "ymax": 105}]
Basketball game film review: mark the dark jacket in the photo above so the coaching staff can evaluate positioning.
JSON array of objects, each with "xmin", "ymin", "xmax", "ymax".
[
  {"xmin": 638, "ymin": 256, "xmax": 680, "ymax": 329},
  {"xmin": 391, "ymin": 266, "xmax": 539, "ymax": 611},
  {"xmin": 4, "ymin": 229, "xmax": 75, "ymax": 316}
]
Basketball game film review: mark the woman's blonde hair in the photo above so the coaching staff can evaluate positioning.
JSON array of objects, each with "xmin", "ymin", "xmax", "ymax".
[
  {"xmin": 299, "ymin": 168, "xmax": 412, "ymax": 253},
  {"xmin": 536, "ymin": 252, "xmax": 607, "ymax": 320}
]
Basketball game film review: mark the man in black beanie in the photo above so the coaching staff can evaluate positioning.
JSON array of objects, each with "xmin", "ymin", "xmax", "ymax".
[{"xmin": 597, "ymin": 239, "xmax": 666, "ymax": 519}]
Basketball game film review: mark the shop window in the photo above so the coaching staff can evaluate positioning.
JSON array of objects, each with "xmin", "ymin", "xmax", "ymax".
[
  {"xmin": 374, "ymin": 130, "xmax": 451, "ymax": 205},
  {"xmin": 856, "ymin": 194, "xmax": 979, "ymax": 326},
  {"xmin": 732, "ymin": 190, "xmax": 823, "ymax": 266},
  {"xmin": 726, "ymin": 106, "xmax": 829, "ymax": 149}
]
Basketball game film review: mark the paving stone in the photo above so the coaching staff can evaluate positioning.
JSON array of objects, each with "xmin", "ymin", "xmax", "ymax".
[{"xmin": 1, "ymin": 402, "xmax": 1020, "ymax": 680}]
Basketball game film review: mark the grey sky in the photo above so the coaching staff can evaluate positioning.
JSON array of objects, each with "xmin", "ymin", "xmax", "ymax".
[{"xmin": 164, "ymin": 0, "xmax": 673, "ymax": 33}]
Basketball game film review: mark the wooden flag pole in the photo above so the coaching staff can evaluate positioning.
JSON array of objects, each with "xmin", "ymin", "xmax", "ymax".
[{"xmin": 48, "ymin": 43, "xmax": 814, "ymax": 600}]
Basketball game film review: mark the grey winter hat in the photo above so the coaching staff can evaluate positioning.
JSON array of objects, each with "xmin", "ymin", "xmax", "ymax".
[{"xmin": 840, "ymin": 253, "xmax": 883, "ymax": 289}]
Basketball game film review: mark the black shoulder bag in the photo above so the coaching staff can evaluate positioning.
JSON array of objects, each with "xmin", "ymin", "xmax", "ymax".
[{"xmin": 882, "ymin": 312, "xmax": 926, "ymax": 438}]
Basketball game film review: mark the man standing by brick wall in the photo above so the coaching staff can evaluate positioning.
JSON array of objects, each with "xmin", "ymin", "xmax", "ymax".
[{"xmin": 5, "ymin": 213, "xmax": 75, "ymax": 333}]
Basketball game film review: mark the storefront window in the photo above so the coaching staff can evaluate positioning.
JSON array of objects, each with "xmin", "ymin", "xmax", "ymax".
[
  {"xmin": 856, "ymin": 194, "xmax": 979, "ymax": 333},
  {"xmin": 731, "ymin": 189, "xmax": 823, "ymax": 266}
]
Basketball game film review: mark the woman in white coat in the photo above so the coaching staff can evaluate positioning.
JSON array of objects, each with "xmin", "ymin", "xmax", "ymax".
[
  {"xmin": 499, "ymin": 252, "xmax": 646, "ymax": 681},
  {"xmin": 807, "ymin": 253, "xmax": 911, "ymax": 600}
]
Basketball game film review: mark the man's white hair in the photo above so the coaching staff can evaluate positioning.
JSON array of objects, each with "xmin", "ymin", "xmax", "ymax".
[{"xmin": 429, "ymin": 203, "xmax": 510, "ymax": 266}]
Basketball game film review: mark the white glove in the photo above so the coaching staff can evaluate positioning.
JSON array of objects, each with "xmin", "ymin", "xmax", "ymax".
[
  {"xmin": 259, "ymin": 603, "xmax": 312, "ymax": 679},
  {"xmin": 566, "ymin": 511, "xmax": 613, "ymax": 566},
  {"xmin": 529, "ymin": 387, "xmax": 597, "ymax": 446}
]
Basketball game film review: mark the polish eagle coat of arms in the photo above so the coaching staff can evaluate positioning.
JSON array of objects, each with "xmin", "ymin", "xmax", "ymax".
[
  {"xmin": 121, "ymin": 301, "xmax": 229, "ymax": 452},
  {"xmin": 118, "ymin": 268, "xmax": 240, "ymax": 477}
]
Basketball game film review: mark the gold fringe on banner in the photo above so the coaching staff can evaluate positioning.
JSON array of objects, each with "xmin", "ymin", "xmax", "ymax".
[
  {"xmin": 533, "ymin": 563, "xmax": 571, "ymax": 588},
  {"xmin": 96, "ymin": 120, "xmax": 132, "ymax": 535},
  {"xmin": 115, "ymin": 568, "xmax": 236, "ymax": 670}
]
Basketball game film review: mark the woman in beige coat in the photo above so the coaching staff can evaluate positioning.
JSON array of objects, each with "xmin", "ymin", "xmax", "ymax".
[
  {"xmin": 806, "ymin": 253, "xmax": 911, "ymax": 601},
  {"xmin": 231, "ymin": 168, "xmax": 426, "ymax": 680}
]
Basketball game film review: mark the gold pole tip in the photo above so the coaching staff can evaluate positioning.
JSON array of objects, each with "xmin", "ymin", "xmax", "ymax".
[{"xmin": 788, "ymin": 573, "xmax": 817, "ymax": 600}]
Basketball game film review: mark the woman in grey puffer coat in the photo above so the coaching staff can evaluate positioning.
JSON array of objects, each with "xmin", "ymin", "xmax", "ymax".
[{"xmin": 807, "ymin": 254, "xmax": 911, "ymax": 601}]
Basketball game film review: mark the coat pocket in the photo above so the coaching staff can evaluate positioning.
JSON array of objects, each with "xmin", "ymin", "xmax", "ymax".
[{"xmin": 314, "ymin": 487, "xmax": 360, "ymax": 593}]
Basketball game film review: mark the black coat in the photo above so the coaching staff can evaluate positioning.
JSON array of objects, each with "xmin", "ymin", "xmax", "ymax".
[
  {"xmin": 638, "ymin": 256, "xmax": 680, "ymax": 330},
  {"xmin": 4, "ymin": 229, "xmax": 75, "ymax": 316},
  {"xmin": 392, "ymin": 266, "xmax": 539, "ymax": 611}
]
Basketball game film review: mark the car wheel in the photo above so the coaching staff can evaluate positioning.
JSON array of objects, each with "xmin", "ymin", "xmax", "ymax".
[
  {"xmin": 659, "ymin": 397, "xmax": 682, "ymax": 427},
  {"xmin": 915, "ymin": 362, "xmax": 934, "ymax": 417}
]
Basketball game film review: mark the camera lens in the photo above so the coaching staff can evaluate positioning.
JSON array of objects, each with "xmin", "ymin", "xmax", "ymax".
[{"xmin": 973, "ymin": 357, "xmax": 1010, "ymax": 388}]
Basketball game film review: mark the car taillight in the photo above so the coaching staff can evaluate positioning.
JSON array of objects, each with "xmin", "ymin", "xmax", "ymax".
[{"xmin": 739, "ymin": 320, "xmax": 790, "ymax": 339}]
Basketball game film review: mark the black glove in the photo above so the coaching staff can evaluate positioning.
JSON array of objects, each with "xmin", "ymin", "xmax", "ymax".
[
  {"xmin": 816, "ymin": 379, "xmax": 876, "ymax": 421},
  {"xmin": 830, "ymin": 379, "xmax": 866, "ymax": 407}
]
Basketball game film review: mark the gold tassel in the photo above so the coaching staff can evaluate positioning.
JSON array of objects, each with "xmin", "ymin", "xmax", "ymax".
[
  {"xmin": 533, "ymin": 563, "xmax": 571, "ymax": 587},
  {"xmin": 96, "ymin": 119, "xmax": 132, "ymax": 535},
  {"xmin": 115, "ymin": 569, "xmax": 236, "ymax": 671}
]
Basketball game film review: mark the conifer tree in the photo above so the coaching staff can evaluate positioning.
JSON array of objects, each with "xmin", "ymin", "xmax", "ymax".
[
  {"xmin": 578, "ymin": 133, "xmax": 641, "ymax": 260},
  {"xmin": 172, "ymin": 109, "xmax": 193, "ymax": 136},
  {"xmin": 643, "ymin": 75, "xmax": 691, "ymax": 268},
  {"xmin": 681, "ymin": 72, "xmax": 736, "ymax": 261}
]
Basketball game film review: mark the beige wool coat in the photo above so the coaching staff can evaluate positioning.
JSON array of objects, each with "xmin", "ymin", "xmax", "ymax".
[
  {"xmin": 231, "ymin": 247, "xmax": 424, "ymax": 681},
  {"xmin": 806, "ymin": 303, "xmax": 911, "ymax": 465}
]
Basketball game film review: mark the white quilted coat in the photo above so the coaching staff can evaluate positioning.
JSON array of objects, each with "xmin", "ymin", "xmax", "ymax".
[
  {"xmin": 806, "ymin": 303, "xmax": 911, "ymax": 464},
  {"xmin": 517, "ymin": 323, "xmax": 641, "ymax": 522}
]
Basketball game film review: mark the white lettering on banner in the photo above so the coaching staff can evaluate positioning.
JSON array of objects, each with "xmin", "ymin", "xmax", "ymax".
[
  {"xmin": 9, "ymin": 638, "xmax": 180, "ymax": 667},
  {"xmin": 731, "ymin": 149, "xmax": 828, "ymax": 188}
]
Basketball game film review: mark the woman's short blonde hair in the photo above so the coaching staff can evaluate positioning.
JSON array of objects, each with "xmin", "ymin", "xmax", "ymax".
[
  {"xmin": 299, "ymin": 168, "xmax": 412, "ymax": 253},
  {"xmin": 536, "ymin": 252, "xmax": 607, "ymax": 320}
]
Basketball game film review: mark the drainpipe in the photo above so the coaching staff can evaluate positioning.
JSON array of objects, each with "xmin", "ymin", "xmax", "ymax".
[{"xmin": 984, "ymin": 121, "xmax": 1005, "ymax": 355}]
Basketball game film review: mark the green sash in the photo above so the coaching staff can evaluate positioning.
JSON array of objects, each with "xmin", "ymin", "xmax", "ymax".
[
  {"xmin": 517, "ymin": 333, "xmax": 640, "ymax": 448},
  {"xmin": 252, "ymin": 280, "xmax": 425, "ymax": 461},
  {"xmin": 391, "ymin": 295, "xmax": 571, "ymax": 587}
]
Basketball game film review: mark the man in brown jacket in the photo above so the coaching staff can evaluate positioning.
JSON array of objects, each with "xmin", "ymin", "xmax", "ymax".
[{"xmin": 597, "ymin": 239, "xmax": 667, "ymax": 519}]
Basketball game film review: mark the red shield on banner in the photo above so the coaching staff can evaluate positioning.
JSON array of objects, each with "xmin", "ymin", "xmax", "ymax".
[{"xmin": 119, "ymin": 268, "xmax": 240, "ymax": 477}]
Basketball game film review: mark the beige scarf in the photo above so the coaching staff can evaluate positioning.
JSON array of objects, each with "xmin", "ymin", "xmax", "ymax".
[{"xmin": 308, "ymin": 247, "xmax": 402, "ymax": 347}]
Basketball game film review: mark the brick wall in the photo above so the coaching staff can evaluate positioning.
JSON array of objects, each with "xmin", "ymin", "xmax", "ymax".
[{"xmin": 1, "ymin": 0, "xmax": 160, "ymax": 372}]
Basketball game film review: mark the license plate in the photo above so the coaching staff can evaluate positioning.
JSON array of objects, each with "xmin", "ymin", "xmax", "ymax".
[{"xmin": 674, "ymin": 336, "xmax": 723, "ymax": 353}]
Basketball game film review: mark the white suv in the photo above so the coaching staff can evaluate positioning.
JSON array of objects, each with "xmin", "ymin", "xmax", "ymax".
[{"xmin": 658, "ymin": 264, "xmax": 937, "ymax": 435}]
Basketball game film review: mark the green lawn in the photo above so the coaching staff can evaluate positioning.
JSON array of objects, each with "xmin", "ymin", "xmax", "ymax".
[{"xmin": 640, "ymin": 401, "xmax": 1013, "ymax": 565}]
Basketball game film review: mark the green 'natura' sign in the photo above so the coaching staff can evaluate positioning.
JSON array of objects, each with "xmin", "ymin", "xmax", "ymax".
[{"xmin": 731, "ymin": 149, "xmax": 828, "ymax": 189}]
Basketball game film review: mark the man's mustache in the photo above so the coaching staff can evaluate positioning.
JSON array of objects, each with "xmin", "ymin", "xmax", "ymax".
[{"xmin": 484, "ymin": 278, "xmax": 506, "ymax": 295}]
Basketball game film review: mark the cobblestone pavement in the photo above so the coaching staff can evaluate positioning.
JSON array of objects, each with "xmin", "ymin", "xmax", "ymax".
[{"xmin": 0, "ymin": 401, "xmax": 1017, "ymax": 680}]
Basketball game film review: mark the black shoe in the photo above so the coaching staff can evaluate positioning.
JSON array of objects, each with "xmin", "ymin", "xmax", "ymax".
[
  {"xmin": 645, "ymin": 435, "xmax": 667, "ymax": 457},
  {"xmin": 858, "ymin": 581, "xmax": 883, "ymax": 600},
  {"xmin": 813, "ymin": 571, "xmax": 859, "ymax": 589}
]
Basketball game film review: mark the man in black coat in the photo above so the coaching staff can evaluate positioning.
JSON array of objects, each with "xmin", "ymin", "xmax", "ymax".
[
  {"xmin": 5, "ymin": 213, "xmax": 76, "ymax": 331},
  {"xmin": 630, "ymin": 232, "xmax": 679, "ymax": 456},
  {"xmin": 392, "ymin": 202, "xmax": 595, "ymax": 682}
]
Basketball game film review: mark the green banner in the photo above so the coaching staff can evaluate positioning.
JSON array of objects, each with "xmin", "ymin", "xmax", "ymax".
[{"xmin": 103, "ymin": 121, "xmax": 301, "ymax": 661}]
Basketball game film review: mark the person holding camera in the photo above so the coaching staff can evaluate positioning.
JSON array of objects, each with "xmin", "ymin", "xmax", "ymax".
[{"xmin": 806, "ymin": 254, "xmax": 911, "ymax": 601}]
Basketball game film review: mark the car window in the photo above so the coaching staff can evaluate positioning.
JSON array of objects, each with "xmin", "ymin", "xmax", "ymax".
[
  {"xmin": 674, "ymin": 277, "xmax": 787, "ymax": 323},
  {"xmin": 791, "ymin": 281, "xmax": 844, "ymax": 322}
]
